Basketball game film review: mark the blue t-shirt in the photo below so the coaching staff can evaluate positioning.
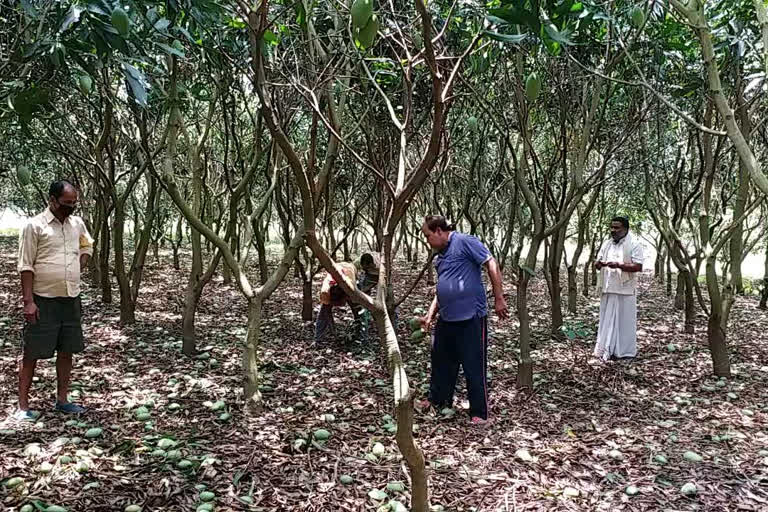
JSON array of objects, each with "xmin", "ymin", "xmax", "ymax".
[{"xmin": 434, "ymin": 232, "xmax": 491, "ymax": 322}]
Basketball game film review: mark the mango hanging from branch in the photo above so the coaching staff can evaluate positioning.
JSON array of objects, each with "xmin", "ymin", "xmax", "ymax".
[
  {"xmin": 356, "ymin": 14, "xmax": 379, "ymax": 49},
  {"xmin": 350, "ymin": 0, "xmax": 373, "ymax": 30},
  {"xmin": 111, "ymin": 7, "xmax": 130, "ymax": 36},
  {"xmin": 78, "ymin": 75, "xmax": 92, "ymax": 95},
  {"xmin": 630, "ymin": 7, "xmax": 645, "ymax": 29},
  {"xmin": 525, "ymin": 73, "xmax": 541, "ymax": 102},
  {"xmin": 16, "ymin": 165, "xmax": 31, "ymax": 186}
]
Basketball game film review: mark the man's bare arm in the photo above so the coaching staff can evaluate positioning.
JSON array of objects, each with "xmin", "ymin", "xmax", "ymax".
[{"xmin": 485, "ymin": 257, "xmax": 510, "ymax": 320}]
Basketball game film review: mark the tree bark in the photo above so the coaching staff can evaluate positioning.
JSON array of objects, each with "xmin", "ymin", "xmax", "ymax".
[
  {"xmin": 99, "ymin": 211, "xmax": 112, "ymax": 303},
  {"xmin": 760, "ymin": 240, "xmax": 768, "ymax": 309},
  {"xmin": 547, "ymin": 230, "xmax": 565, "ymax": 339},
  {"xmin": 243, "ymin": 297, "xmax": 264, "ymax": 410},
  {"xmin": 674, "ymin": 273, "xmax": 685, "ymax": 310}
]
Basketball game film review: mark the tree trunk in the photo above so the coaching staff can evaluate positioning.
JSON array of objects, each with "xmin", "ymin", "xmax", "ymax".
[
  {"xmin": 674, "ymin": 273, "xmax": 685, "ymax": 310},
  {"xmin": 683, "ymin": 270, "xmax": 695, "ymax": 334},
  {"xmin": 704, "ymin": 251, "xmax": 732, "ymax": 376},
  {"xmin": 567, "ymin": 267, "xmax": 577, "ymax": 314},
  {"xmin": 655, "ymin": 245, "xmax": 664, "ymax": 281},
  {"xmin": 99, "ymin": 212, "xmax": 112, "ymax": 303},
  {"xmin": 113, "ymin": 200, "xmax": 136, "ymax": 324},
  {"xmin": 172, "ymin": 216, "xmax": 182, "ymax": 271},
  {"xmin": 88, "ymin": 204, "xmax": 103, "ymax": 286},
  {"xmin": 129, "ymin": 176, "xmax": 158, "ymax": 307},
  {"xmin": 181, "ymin": 287, "xmax": 201, "ymax": 356},
  {"xmin": 707, "ymin": 313, "xmax": 730, "ymax": 377},
  {"xmin": 729, "ymin": 69, "xmax": 750, "ymax": 295},
  {"xmin": 243, "ymin": 297, "xmax": 264, "ymax": 410},
  {"xmin": 427, "ymin": 254, "xmax": 435, "ymax": 286},
  {"xmin": 759, "ymin": 240, "xmax": 768, "ymax": 309},
  {"xmin": 516, "ymin": 270, "xmax": 534, "ymax": 389},
  {"xmin": 372, "ymin": 237, "xmax": 427, "ymax": 512},
  {"xmin": 547, "ymin": 230, "xmax": 565, "ymax": 339},
  {"xmin": 665, "ymin": 256, "xmax": 672, "ymax": 296},
  {"xmin": 254, "ymin": 220, "xmax": 269, "ymax": 285},
  {"xmin": 296, "ymin": 252, "xmax": 314, "ymax": 322}
]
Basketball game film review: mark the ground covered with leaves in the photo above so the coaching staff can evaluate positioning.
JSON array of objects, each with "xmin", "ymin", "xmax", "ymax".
[{"xmin": 1, "ymin": 236, "xmax": 767, "ymax": 512}]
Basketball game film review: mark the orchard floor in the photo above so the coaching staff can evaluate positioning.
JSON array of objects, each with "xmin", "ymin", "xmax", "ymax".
[{"xmin": 1, "ymin": 236, "xmax": 767, "ymax": 512}]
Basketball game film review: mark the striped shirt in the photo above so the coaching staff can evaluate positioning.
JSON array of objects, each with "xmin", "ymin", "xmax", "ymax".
[{"xmin": 17, "ymin": 208, "xmax": 94, "ymax": 298}]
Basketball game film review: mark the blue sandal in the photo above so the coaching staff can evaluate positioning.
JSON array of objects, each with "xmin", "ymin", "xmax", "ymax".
[
  {"xmin": 13, "ymin": 410, "xmax": 41, "ymax": 422},
  {"xmin": 54, "ymin": 401, "xmax": 86, "ymax": 414}
]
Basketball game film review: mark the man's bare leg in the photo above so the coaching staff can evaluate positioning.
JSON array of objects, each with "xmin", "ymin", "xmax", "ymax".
[
  {"xmin": 56, "ymin": 352, "xmax": 73, "ymax": 404},
  {"xmin": 18, "ymin": 358, "xmax": 37, "ymax": 411}
]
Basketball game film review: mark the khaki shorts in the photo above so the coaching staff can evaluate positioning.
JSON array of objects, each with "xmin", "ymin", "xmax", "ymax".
[{"xmin": 22, "ymin": 295, "xmax": 84, "ymax": 360}]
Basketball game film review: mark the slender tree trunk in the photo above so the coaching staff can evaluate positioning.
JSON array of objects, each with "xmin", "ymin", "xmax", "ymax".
[
  {"xmin": 113, "ymin": 200, "xmax": 136, "ymax": 324},
  {"xmin": 707, "ymin": 314, "xmax": 730, "ymax": 377},
  {"xmin": 516, "ymin": 271, "xmax": 534, "ymax": 389},
  {"xmin": 129, "ymin": 175, "xmax": 158, "ymax": 306},
  {"xmin": 296, "ymin": 252, "xmax": 314, "ymax": 322},
  {"xmin": 674, "ymin": 273, "xmax": 685, "ymax": 310},
  {"xmin": 729, "ymin": 66, "xmax": 750, "ymax": 295},
  {"xmin": 548, "ymin": 230, "xmax": 565, "ymax": 339},
  {"xmin": 99, "ymin": 212, "xmax": 112, "ymax": 303},
  {"xmin": 759, "ymin": 240, "xmax": 768, "ymax": 309},
  {"xmin": 254, "ymin": 220, "xmax": 269, "ymax": 285},
  {"xmin": 706, "ymin": 258, "xmax": 731, "ymax": 377},
  {"xmin": 666, "ymin": 256, "xmax": 672, "ymax": 296},
  {"xmin": 567, "ymin": 266, "xmax": 577, "ymax": 314},
  {"xmin": 172, "ymin": 216, "xmax": 182, "ymax": 270},
  {"xmin": 88, "ymin": 204, "xmax": 103, "ymax": 285},
  {"xmin": 683, "ymin": 270, "xmax": 695, "ymax": 334},
  {"xmin": 243, "ymin": 297, "xmax": 264, "ymax": 410}
]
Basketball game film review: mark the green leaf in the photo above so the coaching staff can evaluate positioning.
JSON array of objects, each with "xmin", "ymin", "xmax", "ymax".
[
  {"xmin": 122, "ymin": 63, "xmax": 148, "ymax": 107},
  {"xmin": 60, "ymin": 6, "xmax": 83, "ymax": 33},
  {"xmin": 482, "ymin": 31, "xmax": 527, "ymax": 44},
  {"xmin": 227, "ymin": 17, "xmax": 246, "ymax": 29},
  {"xmin": 157, "ymin": 43, "xmax": 185, "ymax": 58},
  {"xmin": 488, "ymin": 7, "xmax": 539, "ymax": 32},
  {"xmin": 295, "ymin": 3, "xmax": 306, "ymax": 29},
  {"xmin": 544, "ymin": 24, "xmax": 573, "ymax": 45},
  {"xmin": 20, "ymin": 0, "xmax": 38, "ymax": 16},
  {"xmin": 263, "ymin": 29, "xmax": 279, "ymax": 45},
  {"xmin": 154, "ymin": 18, "xmax": 171, "ymax": 32}
]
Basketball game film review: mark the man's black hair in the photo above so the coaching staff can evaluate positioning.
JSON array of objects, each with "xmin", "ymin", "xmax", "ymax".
[
  {"xmin": 424, "ymin": 215, "xmax": 456, "ymax": 232},
  {"xmin": 49, "ymin": 180, "xmax": 76, "ymax": 199},
  {"xmin": 611, "ymin": 216, "xmax": 629, "ymax": 229}
]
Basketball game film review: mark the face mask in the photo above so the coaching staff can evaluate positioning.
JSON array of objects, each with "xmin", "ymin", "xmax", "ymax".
[{"xmin": 55, "ymin": 200, "xmax": 76, "ymax": 218}]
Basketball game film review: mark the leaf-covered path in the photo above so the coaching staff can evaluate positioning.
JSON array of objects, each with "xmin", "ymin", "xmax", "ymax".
[{"xmin": 1, "ymin": 237, "xmax": 767, "ymax": 511}]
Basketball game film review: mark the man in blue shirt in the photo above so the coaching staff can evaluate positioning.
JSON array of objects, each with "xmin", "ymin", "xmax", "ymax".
[{"xmin": 419, "ymin": 215, "xmax": 509, "ymax": 425}]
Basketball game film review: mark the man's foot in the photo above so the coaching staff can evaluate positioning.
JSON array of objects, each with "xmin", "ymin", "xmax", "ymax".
[
  {"xmin": 13, "ymin": 409, "xmax": 41, "ymax": 422},
  {"xmin": 415, "ymin": 399, "xmax": 433, "ymax": 411},
  {"xmin": 470, "ymin": 416, "xmax": 490, "ymax": 427},
  {"xmin": 54, "ymin": 401, "xmax": 86, "ymax": 414}
]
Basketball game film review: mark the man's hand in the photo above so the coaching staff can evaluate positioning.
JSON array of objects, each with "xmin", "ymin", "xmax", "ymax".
[
  {"xmin": 23, "ymin": 301, "xmax": 39, "ymax": 324},
  {"xmin": 419, "ymin": 315, "xmax": 434, "ymax": 332},
  {"xmin": 595, "ymin": 260, "xmax": 606, "ymax": 270},
  {"xmin": 494, "ymin": 295, "xmax": 510, "ymax": 320},
  {"xmin": 606, "ymin": 261, "xmax": 621, "ymax": 269}
]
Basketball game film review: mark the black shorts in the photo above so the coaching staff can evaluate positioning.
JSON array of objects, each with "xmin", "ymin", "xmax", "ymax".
[{"xmin": 22, "ymin": 295, "xmax": 84, "ymax": 360}]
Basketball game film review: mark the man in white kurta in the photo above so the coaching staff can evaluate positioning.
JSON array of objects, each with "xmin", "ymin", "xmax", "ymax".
[{"xmin": 594, "ymin": 217, "xmax": 644, "ymax": 361}]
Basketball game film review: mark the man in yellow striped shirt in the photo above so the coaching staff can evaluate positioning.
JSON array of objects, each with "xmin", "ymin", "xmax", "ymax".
[{"xmin": 15, "ymin": 180, "xmax": 94, "ymax": 421}]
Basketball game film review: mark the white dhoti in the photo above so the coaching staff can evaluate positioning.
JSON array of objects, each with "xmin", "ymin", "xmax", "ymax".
[{"xmin": 595, "ymin": 293, "xmax": 637, "ymax": 360}]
